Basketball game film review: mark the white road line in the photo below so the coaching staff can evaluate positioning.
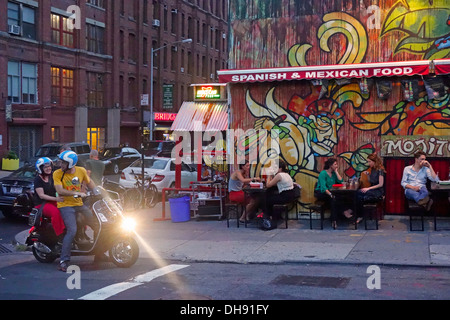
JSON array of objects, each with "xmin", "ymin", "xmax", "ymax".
[{"xmin": 78, "ymin": 264, "xmax": 189, "ymax": 300}]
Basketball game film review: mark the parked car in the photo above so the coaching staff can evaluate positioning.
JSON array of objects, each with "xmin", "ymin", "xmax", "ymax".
[
  {"xmin": 31, "ymin": 142, "xmax": 91, "ymax": 167},
  {"xmin": 0, "ymin": 165, "xmax": 36, "ymax": 218},
  {"xmin": 100, "ymin": 147, "xmax": 141, "ymax": 174},
  {"xmin": 145, "ymin": 141, "xmax": 176, "ymax": 157},
  {"xmin": 119, "ymin": 157, "xmax": 197, "ymax": 192}
]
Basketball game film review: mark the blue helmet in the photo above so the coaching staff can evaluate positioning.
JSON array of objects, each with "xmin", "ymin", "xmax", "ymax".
[
  {"xmin": 35, "ymin": 157, "xmax": 53, "ymax": 174},
  {"xmin": 59, "ymin": 150, "xmax": 78, "ymax": 169}
]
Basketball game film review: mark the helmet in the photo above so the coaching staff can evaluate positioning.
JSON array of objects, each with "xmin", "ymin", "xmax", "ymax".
[
  {"xmin": 59, "ymin": 150, "xmax": 78, "ymax": 169},
  {"xmin": 35, "ymin": 157, "xmax": 53, "ymax": 174}
]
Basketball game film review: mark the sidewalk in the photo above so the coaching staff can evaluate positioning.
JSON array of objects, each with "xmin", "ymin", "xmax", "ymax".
[{"xmin": 15, "ymin": 202, "xmax": 450, "ymax": 267}]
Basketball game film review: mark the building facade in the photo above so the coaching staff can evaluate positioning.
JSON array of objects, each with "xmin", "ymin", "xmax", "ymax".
[
  {"xmin": 219, "ymin": 0, "xmax": 450, "ymax": 214},
  {"xmin": 0, "ymin": 0, "xmax": 228, "ymax": 163}
]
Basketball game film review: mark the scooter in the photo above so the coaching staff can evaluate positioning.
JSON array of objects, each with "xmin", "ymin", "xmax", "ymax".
[{"xmin": 25, "ymin": 188, "xmax": 140, "ymax": 268}]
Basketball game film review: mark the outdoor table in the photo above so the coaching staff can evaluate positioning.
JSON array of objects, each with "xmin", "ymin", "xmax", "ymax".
[
  {"xmin": 430, "ymin": 182, "xmax": 450, "ymax": 231},
  {"xmin": 330, "ymin": 182, "xmax": 359, "ymax": 229},
  {"xmin": 242, "ymin": 186, "xmax": 267, "ymax": 227}
]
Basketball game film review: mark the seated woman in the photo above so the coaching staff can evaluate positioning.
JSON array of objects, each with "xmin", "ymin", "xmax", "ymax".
[
  {"xmin": 33, "ymin": 158, "xmax": 65, "ymax": 238},
  {"xmin": 315, "ymin": 158, "xmax": 352, "ymax": 229},
  {"xmin": 264, "ymin": 160, "xmax": 298, "ymax": 219},
  {"xmin": 356, "ymin": 153, "xmax": 386, "ymax": 223},
  {"xmin": 228, "ymin": 160, "xmax": 260, "ymax": 223}
]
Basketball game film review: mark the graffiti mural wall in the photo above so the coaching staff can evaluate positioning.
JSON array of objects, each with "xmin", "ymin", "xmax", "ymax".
[{"xmin": 227, "ymin": 0, "xmax": 450, "ymax": 211}]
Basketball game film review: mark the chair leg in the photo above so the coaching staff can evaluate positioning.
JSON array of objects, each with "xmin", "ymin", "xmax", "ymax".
[
  {"xmin": 320, "ymin": 208, "xmax": 324, "ymax": 230},
  {"xmin": 284, "ymin": 206, "xmax": 288, "ymax": 229},
  {"xmin": 309, "ymin": 208, "xmax": 313, "ymax": 230},
  {"xmin": 309, "ymin": 207, "xmax": 324, "ymax": 230},
  {"xmin": 409, "ymin": 213, "xmax": 425, "ymax": 231}
]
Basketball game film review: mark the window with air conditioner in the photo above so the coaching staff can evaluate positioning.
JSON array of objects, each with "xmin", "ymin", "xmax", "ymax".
[{"xmin": 7, "ymin": 2, "xmax": 36, "ymax": 40}]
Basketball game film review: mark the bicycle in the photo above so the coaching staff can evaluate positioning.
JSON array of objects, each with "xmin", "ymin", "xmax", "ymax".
[{"xmin": 123, "ymin": 170, "xmax": 158, "ymax": 210}]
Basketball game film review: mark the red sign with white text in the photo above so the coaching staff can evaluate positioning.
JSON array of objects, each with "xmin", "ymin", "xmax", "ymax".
[
  {"xmin": 218, "ymin": 61, "xmax": 431, "ymax": 84},
  {"xmin": 154, "ymin": 112, "xmax": 177, "ymax": 122}
]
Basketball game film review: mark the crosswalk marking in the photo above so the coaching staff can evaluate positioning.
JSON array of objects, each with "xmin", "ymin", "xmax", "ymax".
[{"xmin": 78, "ymin": 264, "xmax": 189, "ymax": 300}]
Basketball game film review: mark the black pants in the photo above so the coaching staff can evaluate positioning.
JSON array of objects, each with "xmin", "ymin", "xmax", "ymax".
[{"xmin": 315, "ymin": 190, "xmax": 351, "ymax": 222}]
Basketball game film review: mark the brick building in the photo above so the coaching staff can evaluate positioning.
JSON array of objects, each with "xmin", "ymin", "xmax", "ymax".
[{"xmin": 0, "ymin": 0, "xmax": 228, "ymax": 163}]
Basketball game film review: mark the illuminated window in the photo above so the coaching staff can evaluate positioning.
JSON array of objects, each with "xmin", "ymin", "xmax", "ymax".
[
  {"xmin": 87, "ymin": 127, "xmax": 105, "ymax": 151},
  {"xmin": 51, "ymin": 67, "xmax": 74, "ymax": 106},
  {"xmin": 51, "ymin": 14, "xmax": 75, "ymax": 48},
  {"xmin": 51, "ymin": 127, "xmax": 60, "ymax": 142}
]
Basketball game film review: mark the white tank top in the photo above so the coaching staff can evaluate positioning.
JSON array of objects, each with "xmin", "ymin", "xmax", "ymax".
[{"xmin": 277, "ymin": 172, "xmax": 294, "ymax": 193}]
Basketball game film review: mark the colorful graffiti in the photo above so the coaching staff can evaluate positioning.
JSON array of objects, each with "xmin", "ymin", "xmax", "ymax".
[
  {"xmin": 230, "ymin": 0, "xmax": 450, "ymax": 207},
  {"xmin": 381, "ymin": 0, "xmax": 450, "ymax": 60}
]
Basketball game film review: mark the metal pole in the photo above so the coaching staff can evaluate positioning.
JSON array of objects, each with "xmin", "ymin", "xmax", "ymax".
[
  {"xmin": 149, "ymin": 39, "xmax": 191, "ymax": 142},
  {"xmin": 150, "ymin": 47, "xmax": 154, "ymax": 141},
  {"xmin": 141, "ymin": 102, "xmax": 145, "ymax": 208}
]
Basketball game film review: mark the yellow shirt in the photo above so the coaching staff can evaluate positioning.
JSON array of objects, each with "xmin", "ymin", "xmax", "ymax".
[{"xmin": 53, "ymin": 167, "xmax": 90, "ymax": 208}]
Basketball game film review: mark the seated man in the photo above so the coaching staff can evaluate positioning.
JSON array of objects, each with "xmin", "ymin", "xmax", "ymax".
[{"xmin": 401, "ymin": 151, "xmax": 439, "ymax": 211}]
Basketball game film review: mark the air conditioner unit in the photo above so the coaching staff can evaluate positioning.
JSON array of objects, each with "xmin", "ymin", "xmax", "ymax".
[
  {"xmin": 180, "ymin": 67, "xmax": 185, "ymax": 73},
  {"xmin": 8, "ymin": 24, "xmax": 21, "ymax": 35},
  {"xmin": 171, "ymin": 9, "xmax": 178, "ymax": 14},
  {"xmin": 172, "ymin": 46, "xmax": 178, "ymax": 52},
  {"xmin": 210, "ymin": 73, "xmax": 215, "ymax": 79},
  {"xmin": 152, "ymin": 19, "xmax": 160, "ymax": 27}
]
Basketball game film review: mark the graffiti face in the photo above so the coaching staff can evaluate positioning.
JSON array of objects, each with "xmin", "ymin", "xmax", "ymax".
[{"xmin": 310, "ymin": 115, "xmax": 342, "ymax": 156}]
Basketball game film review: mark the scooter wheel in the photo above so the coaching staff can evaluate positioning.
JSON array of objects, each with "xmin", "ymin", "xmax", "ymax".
[
  {"xmin": 32, "ymin": 246, "xmax": 57, "ymax": 263},
  {"xmin": 109, "ymin": 236, "xmax": 139, "ymax": 268}
]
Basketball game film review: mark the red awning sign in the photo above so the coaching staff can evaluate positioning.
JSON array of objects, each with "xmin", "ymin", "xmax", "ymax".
[
  {"xmin": 434, "ymin": 59, "xmax": 450, "ymax": 75},
  {"xmin": 218, "ymin": 60, "xmax": 432, "ymax": 84}
]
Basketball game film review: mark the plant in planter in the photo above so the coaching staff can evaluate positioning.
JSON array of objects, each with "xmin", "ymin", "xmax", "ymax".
[{"xmin": 2, "ymin": 150, "xmax": 19, "ymax": 171}]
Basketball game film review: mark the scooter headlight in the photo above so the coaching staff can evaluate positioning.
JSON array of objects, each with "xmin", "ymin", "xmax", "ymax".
[{"xmin": 121, "ymin": 217, "xmax": 137, "ymax": 232}]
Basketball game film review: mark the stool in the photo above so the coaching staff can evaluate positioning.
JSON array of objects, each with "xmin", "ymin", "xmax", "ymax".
[
  {"xmin": 362, "ymin": 203, "xmax": 379, "ymax": 230},
  {"xmin": 225, "ymin": 202, "xmax": 242, "ymax": 228},
  {"xmin": 406, "ymin": 200, "xmax": 425, "ymax": 231},
  {"xmin": 307, "ymin": 200, "xmax": 325, "ymax": 230},
  {"xmin": 362, "ymin": 196, "xmax": 384, "ymax": 230},
  {"xmin": 273, "ymin": 204, "xmax": 289, "ymax": 229}
]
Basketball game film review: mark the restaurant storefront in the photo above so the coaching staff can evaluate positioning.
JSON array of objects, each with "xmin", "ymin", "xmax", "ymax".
[{"xmin": 218, "ymin": 0, "xmax": 450, "ymax": 214}]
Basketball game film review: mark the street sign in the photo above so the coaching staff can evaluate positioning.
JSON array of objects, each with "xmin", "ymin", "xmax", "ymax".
[
  {"xmin": 163, "ymin": 84, "xmax": 173, "ymax": 109},
  {"xmin": 141, "ymin": 94, "xmax": 149, "ymax": 106}
]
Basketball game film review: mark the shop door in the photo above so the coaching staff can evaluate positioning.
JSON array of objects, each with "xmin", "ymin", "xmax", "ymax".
[{"xmin": 8, "ymin": 126, "xmax": 42, "ymax": 164}]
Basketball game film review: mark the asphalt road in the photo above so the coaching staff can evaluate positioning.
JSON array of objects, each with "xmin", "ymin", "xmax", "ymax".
[{"xmin": 1, "ymin": 253, "xmax": 449, "ymax": 302}]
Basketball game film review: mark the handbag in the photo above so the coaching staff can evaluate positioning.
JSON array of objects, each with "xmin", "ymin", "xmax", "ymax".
[{"xmin": 255, "ymin": 212, "xmax": 276, "ymax": 231}]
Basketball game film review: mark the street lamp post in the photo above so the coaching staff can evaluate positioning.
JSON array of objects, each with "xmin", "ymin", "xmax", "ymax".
[
  {"xmin": 140, "ymin": 38, "xmax": 192, "ymax": 206},
  {"xmin": 149, "ymin": 38, "xmax": 192, "ymax": 141}
]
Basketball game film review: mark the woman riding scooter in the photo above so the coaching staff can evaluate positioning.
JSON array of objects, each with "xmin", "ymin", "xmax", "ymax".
[{"xmin": 34, "ymin": 157, "xmax": 65, "ymax": 238}]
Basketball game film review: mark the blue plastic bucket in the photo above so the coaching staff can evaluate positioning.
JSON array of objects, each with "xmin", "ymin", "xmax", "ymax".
[{"xmin": 169, "ymin": 195, "xmax": 191, "ymax": 222}]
